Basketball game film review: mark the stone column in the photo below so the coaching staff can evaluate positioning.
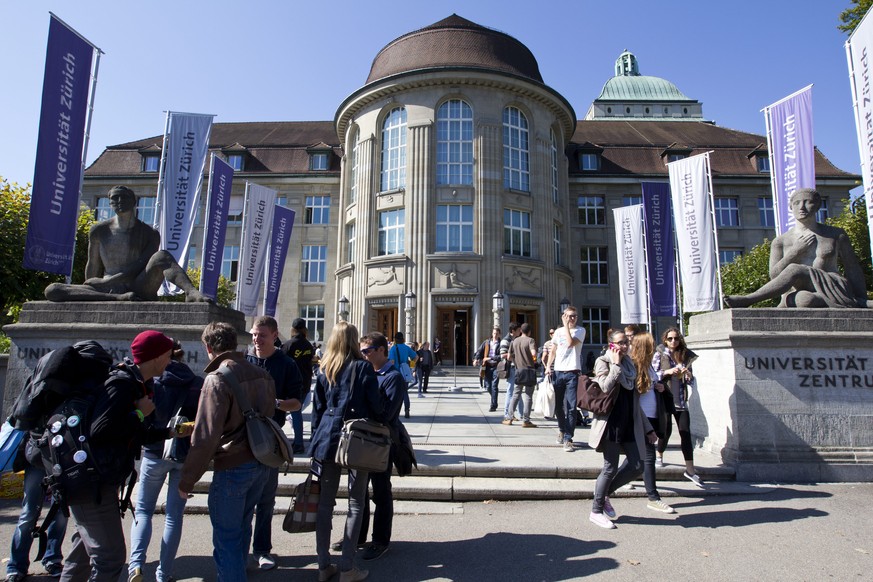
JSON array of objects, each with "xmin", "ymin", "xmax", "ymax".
[
  {"xmin": 477, "ymin": 121, "xmax": 503, "ymax": 342},
  {"xmin": 407, "ymin": 122, "xmax": 432, "ymax": 343},
  {"xmin": 351, "ymin": 135, "xmax": 374, "ymax": 326}
]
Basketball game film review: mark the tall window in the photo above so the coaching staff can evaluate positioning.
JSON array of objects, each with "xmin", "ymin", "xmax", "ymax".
[
  {"xmin": 302, "ymin": 245, "xmax": 327, "ymax": 283},
  {"xmin": 758, "ymin": 197, "xmax": 775, "ymax": 228},
  {"xmin": 221, "ymin": 245, "xmax": 240, "ymax": 281},
  {"xmin": 380, "ymin": 107, "xmax": 407, "ymax": 191},
  {"xmin": 553, "ymin": 223, "xmax": 561, "ymax": 265},
  {"xmin": 435, "ymin": 204, "xmax": 473, "ymax": 252},
  {"xmin": 580, "ymin": 246, "xmax": 609, "ymax": 285},
  {"xmin": 550, "ymin": 130, "xmax": 559, "ymax": 204},
  {"xmin": 310, "ymin": 153, "xmax": 329, "ymax": 170},
  {"xmin": 436, "ymin": 99, "xmax": 473, "ymax": 185},
  {"xmin": 378, "ymin": 209, "xmax": 405, "ymax": 255},
  {"xmin": 187, "ymin": 246, "xmax": 197, "ymax": 270},
  {"xmin": 580, "ymin": 307, "xmax": 610, "ymax": 345},
  {"xmin": 503, "ymin": 107, "xmax": 529, "ymax": 191},
  {"xmin": 577, "ymin": 196, "xmax": 606, "ymax": 225},
  {"xmin": 816, "ymin": 198, "xmax": 830, "ymax": 222},
  {"xmin": 720, "ymin": 249, "xmax": 743, "ymax": 264},
  {"xmin": 305, "ymin": 195, "xmax": 330, "ymax": 224},
  {"xmin": 714, "ymin": 197, "xmax": 739, "ymax": 227},
  {"xmin": 136, "ymin": 196, "xmax": 157, "ymax": 227},
  {"xmin": 346, "ymin": 223, "xmax": 356, "ymax": 264},
  {"xmin": 299, "ymin": 305, "xmax": 325, "ymax": 342},
  {"xmin": 94, "ymin": 197, "xmax": 112, "ymax": 221},
  {"xmin": 350, "ymin": 130, "xmax": 360, "ymax": 204},
  {"xmin": 581, "ymin": 153, "xmax": 600, "ymax": 171},
  {"xmin": 227, "ymin": 196, "xmax": 244, "ymax": 225},
  {"xmin": 622, "ymin": 196, "xmax": 642, "ymax": 207},
  {"xmin": 503, "ymin": 209, "xmax": 531, "ymax": 257}
]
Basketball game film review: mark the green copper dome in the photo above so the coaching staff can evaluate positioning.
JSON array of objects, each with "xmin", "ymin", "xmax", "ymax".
[{"xmin": 595, "ymin": 51, "xmax": 693, "ymax": 102}]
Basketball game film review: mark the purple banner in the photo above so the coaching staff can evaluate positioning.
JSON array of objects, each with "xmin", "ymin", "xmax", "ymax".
[
  {"xmin": 199, "ymin": 156, "xmax": 234, "ymax": 300},
  {"xmin": 641, "ymin": 182, "xmax": 677, "ymax": 317},
  {"xmin": 264, "ymin": 205, "xmax": 296, "ymax": 317},
  {"xmin": 24, "ymin": 16, "xmax": 95, "ymax": 275},
  {"xmin": 765, "ymin": 86, "xmax": 815, "ymax": 235}
]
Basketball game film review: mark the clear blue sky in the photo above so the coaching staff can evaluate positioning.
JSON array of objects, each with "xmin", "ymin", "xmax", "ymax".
[{"xmin": 1, "ymin": 0, "xmax": 863, "ymax": 194}]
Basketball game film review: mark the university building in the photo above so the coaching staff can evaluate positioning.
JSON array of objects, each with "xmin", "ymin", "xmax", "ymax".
[{"xmin": 82, "ymin": 15, "xmax": 858, "ymax": 364}]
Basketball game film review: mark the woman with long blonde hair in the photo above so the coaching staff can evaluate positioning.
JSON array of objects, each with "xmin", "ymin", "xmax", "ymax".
[
  {"xmin": 631, "ymin": 332, "xmax": 675, "ymax": 513},
  {"xmin": 310, "ymin": 322, "xmax": 384, "ymax": 582}
]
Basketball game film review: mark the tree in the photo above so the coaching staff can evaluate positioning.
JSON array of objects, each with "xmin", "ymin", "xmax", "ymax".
[
  {"xmin": 160, "ymin": 267, "xmax": 236, "ymax": 309},
  {"xmin": 0, "ymin": 177, "xmax": 95, "ymax": 324},
  {"xmin": 839, "ymin": 0, "xmax": 873, "ymax": 34},
  {"xmin": 828, "ymin": 197, "xmax": 873, "ymax": 295}
]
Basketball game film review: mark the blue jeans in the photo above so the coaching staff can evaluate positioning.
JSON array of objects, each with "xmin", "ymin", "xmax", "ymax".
[
  {"xmin": 8, "ymin": 463, "xmax": 68, "ymax": 575},
  {"xmin": 483, "ymin": 367, "xmax": 499, "ymax": 409},
  {"xmin": 290, "ymin": 410, "xmax": 304, "ymax": 451},
  {"xmin": 208, "ymin": 461, "xmax": 268, "ymax": 582},
  {"xmin": 360, "ymin": 466, "xmax": 393, "ymax": 545},
  {"xmin": 593, "ymin": 439, "xmax": 643, "ymax": 513},
  {"xmin": 252, "ymin": 466, "xmax": 279, "ymax": 555},
  {"xmin": 316, "ymin": 460, "xmax": 368, "ymax": 572},
  {"xmin": 128, "ymin": 456, "xmax": 187, "ymax": 582},
  {"xmin": 502, "ymin": 367, "xmax": 524, "ymax": 419},
  {"xmin": 553, "ymin": 371, "xmax": 579, "ymax": 442}
]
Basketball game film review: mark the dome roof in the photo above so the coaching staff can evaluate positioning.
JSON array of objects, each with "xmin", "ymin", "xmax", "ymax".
[
  {"xmin": 365, "ymin": 14, "xmax": 543, "ymax": 85},
  {"xmin": 597, "ymin": 75, "xmax": 692, "ymax": 101}
]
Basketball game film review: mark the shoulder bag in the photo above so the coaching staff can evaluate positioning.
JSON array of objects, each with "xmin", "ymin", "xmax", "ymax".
[
  {"xmin": 334, "ymin": 363, "xmax": 392, "ymax": 472},
  {"xmin": 219, "ymin": 366, "xmax": 293, "ymax": 469},
  {"xmin": 390, "ymin": 345, "xmax": 415, "ymax": 384},
  {"xmin": 283, "ymin": 471, "xmax": 320, "ymax": 533},
  {"xmin": 576, "ymin": 374, "xmax": 619, "ymax": 416}
]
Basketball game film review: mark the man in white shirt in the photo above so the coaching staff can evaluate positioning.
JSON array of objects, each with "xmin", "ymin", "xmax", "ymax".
[{"xmin": 545, "ymin": 306, "xmax": 586, "ymax": 452}]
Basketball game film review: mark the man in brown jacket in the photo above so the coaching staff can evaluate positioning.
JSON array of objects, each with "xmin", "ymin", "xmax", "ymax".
[{"xmin": 178, "ymin": 322, "xmax": 276, "ymax": 582}]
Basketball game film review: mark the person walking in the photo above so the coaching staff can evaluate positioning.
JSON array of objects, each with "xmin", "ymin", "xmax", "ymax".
[
  {"xmin": 388, "ymin": 332, "xmax": 417, "ymax": 417},
  {"xmin": 589, "ymin": 329, "xmax": 657, "ymax": 529},
  {"xmin": 654, "ymin": 327, "xmax": 703, "ymax": 487},
  {"xmin": 311, "ymin": 322, "xmax": 385, "ymax": 582},
  {"xmin": 415, "ymin": 342, "xmax": 434, "ymax": 395},
  {"xmin": 502, "ymin": 323, "xmax": 538, "ymax": 428},
  {"xmin": 473, "ymin": 328, "xmax": 502, "ymax": 412},
  {"xmin": 545, "ymin": 306, "xmax": 586, "ymax": 452},
  {"xmin": 282, "ymin": 317, "xmax": 316, "ymax": 454},
  {"xmin": 127, "ymin": 341, "xmax": 201, "ymax": 582}
]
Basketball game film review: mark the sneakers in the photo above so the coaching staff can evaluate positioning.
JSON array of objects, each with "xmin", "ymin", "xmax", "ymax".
[
  {"xmin": 45, "ymin": 563, "xmax": 63, "ymax": 578},
  {"xmin": 521, "ymin": 421, "xmax": 537, "ymax": 428},
  {"xmin": 318, "ymin": 564, "xmax": 338, "ymax": 582},
  {"xmin": 580, "ymin": 417, "xmax": 592, "ymax": 427},
  {"xmin": 655, "ymin": 457, "xmax": 665, "ymax": 468},
  {"xmin": 360, "ymin": 544, "xmax": 389, "ymax": 561},
  {"xmin": 684, "ymin": 472, "xmax": 704, "ymax": 488},
  {"xmin": 330, "ymin": 540, "xmax": 366, "ymax": 552},
  {"xmin": 602, "ymin": 496, "xmax": 617, "ymax": 519},
  {"xmin": 256, "ymin": 554, "xmax": 276, "ymax": 570},
  {"xmin": 339, "ymin": 567, "xmax": 369, "ymax": 582},
  {"xmin": 647, "ymin": 499, "xmax": 676, "ymax": 513},
  {"xmin": 417, "ymin": 393, "xmax": 425, "ymax": 398},
  {"xmin": 404, "ymin": 411, "xmax": 410, "ymax": 419},
  {"xmin": 555, "ymin": 433, "xmax": 564, "ymax": 444},
  {"xmin": 292, "ymin": 444, "xmax": 306, "ymax": 455},
  {"xmin": 128, "ymin": 567, "xmax": 143, "ymax": 582},
  {"xmin": 589, "ymin": 511, "xmax": 616, "ymax": 529},
  {"xmin": 7, "ymin": 573, "xmax": 27, "ymax": 582},
  {"xmin": 488, "ymin": 406, "xmax": 497, "ymax": 412},
  {"xmin": 563, "ymin": 440, "xmax": 574, "ymax": 452},
  {"xmin": 501, "ymin": 418, "xmax": 513, "ymax": 425}
]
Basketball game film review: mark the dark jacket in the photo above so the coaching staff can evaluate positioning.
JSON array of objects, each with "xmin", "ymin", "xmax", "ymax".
[
  {"xmin": 180, "ymin": 352, "xmax": 276, "ymax": 492},
  {"xmin": 310, "ymin": 359, "xmax": 384, "ymax": 462},
  {"xmin": 282, "ymin": 333, "xmax": 315, "ymax": 387},
  {"xmin": 91, "ymin": 359, "xmax": 171, "ymax": 486},
  {"xmin": 142, "ymin": 361, "xmax": 203, "ymax": 461},
  {"xmin": 246, "ymin": 349, "xmax": 302, "ymax": 426},
  {"xmin": 375, "ymin": 364, "xmax": 406, "ymax": 430}
]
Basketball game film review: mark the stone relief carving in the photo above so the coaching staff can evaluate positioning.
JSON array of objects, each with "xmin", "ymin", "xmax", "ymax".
[
  {"xmin": 435, "ymin": 264, "xmax": 476, "ymax": 289},
  {"xmin": 505, "ymin": 266, "xmax": 541, "ymax": 292}
]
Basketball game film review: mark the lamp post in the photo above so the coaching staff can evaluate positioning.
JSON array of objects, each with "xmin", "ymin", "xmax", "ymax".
[
  {"xmin": 337, "ymin": 295, "xmax": 349, "ymax": 323},
  {"xmin": 492, "ymin": 291, "xmax": 504, "ymax": 330},
  {"xmin": 560, "ymin": 297, "xmax": 570, "ymax": 315},
  {"xmin": 404, "ymin": 291, "xmax": 416, "ymax": 342}
]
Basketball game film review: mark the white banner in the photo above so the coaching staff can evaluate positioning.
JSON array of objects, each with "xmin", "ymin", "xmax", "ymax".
[
  {"xmin": 612, "ymin": 204, "xmax": 647, "ymax": 324},
  {"xmin": 236, "ymin": 183, "xmax": 276, "ymax": 315},
  {"xmin": 846, "ymin": 15, "xmax": 873, "ymax": 271},
  {"xmin": 668, "ymin": 154, "xmax": 720, "ymax": 312}
]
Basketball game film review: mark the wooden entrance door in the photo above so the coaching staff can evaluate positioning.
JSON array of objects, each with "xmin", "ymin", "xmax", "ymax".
[
  {"xmin": 510, "ymin": 309, "xmax": 539, "ymax": 343},
  {"xmin": 435, "ymin": 308, "xmax": 471, "ymax": 365},
  {"xmin": 375, "ymin": 309, "xmax": 398, "ymax": 339}
]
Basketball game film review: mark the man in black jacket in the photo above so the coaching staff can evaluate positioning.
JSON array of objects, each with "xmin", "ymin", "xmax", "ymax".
[
  {"xmin": 282, "ymin": 317, "xmax": 314, "ymax": 454},
  {"xmin": 61, "ymin": 331, "xmax": 174, "ymax": 582}
]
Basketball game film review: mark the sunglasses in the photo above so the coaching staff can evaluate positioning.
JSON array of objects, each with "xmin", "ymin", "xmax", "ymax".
[
  {"xmin": 666, "ymin": 336, "xmax": 680, "ymax": 342},
  {"xmin": 361, "ymin": 346, "xmax": 376, "ymax": 354}
]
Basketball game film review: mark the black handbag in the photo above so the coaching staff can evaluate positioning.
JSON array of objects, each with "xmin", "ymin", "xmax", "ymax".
[{"xmin": 332, "ymin": 362, "xmax": 392, "ymax": 472}]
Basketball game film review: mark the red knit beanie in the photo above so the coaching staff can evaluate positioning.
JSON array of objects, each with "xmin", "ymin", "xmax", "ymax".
[{"xmin": 130, "ymin": 330, "xmax": 174, "ymax": 365}]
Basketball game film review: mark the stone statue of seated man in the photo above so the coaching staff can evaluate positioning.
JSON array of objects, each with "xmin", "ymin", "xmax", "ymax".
[
  {"xmin": 724, "ymin": 188, "xmax": 871, "ymax": 309},
  {"xmin": 45, "ymin": 185, "xmax": 211, "ymax": 303}
]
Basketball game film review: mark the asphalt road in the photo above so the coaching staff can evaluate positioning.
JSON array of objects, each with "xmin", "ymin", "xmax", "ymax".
[{"xmin": 1, "ymin": 482, "xmax": 871, "ymax": 581}]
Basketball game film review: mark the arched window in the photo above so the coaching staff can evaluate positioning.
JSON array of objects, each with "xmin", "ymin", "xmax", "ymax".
[
  {"xmin": 436, "ymin": 99, "xmax": 473, "ymax": 185},
  {"xmin": 380, "ymin": 107, "xmax": 407, "ymax": 191},
  {"xmin": 503, "ymin": 107, "xmax": 529, "ymax": 191},
  {"xmin": 550, "ymin": 129, "xmax": 559, "ymax": 204},
  {"xmin": 349, "ymin": 129, "xmax": 360, "ymax": 204}
]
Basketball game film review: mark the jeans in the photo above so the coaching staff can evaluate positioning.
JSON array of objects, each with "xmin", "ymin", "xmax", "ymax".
[
  {"xmin": 8, "ymin": 463, "xmax": 68, "ymax": 575},
  {"xmin": 507, "ymin": 382, "xmax": 535, "ymax": 422},
  {"xmin": 290, "ymin": 410, "xmax": 304, "ymax": 451},
  {"xmin": 643, "ymin": 417, "xmax": 661, "ymax": 501},
  {"xmin": 415, "ymin": 367, "xmax": 431, "ymax": 394},
  {"xmin": 61, "ymin": 485, "xmax": 126, "ymax": 582},
  {"xmin": 208, "ymin": 461, "xmax": 268, "ymax": 582},
  {"xmin": 483, "ymin": 367, "xmax": 499, "ymax": 409},
  {"xmin": 359, "ymin": 466, "xmax": 393, "ymax": 545},
  {"xmin": 129, "ymin": 456, "xmax": 187, "ymax": 582},
  {"xmin": 553, "ymin": 371, "xmax": 580, "ymax": 442},
  {"xmin": 592, "ymin": 440, "xmax": 643, "ymax": 513},
  {"xmin": 502, "ymin": 367, "xmax": 524, "ymax": 419},
  {"xmin": 316, "ymin": 460, "xmax": 368, "ymax": 572},
  {"xmin": 252, "ymin": 466, "xmax": 279, "ymax": 555}
]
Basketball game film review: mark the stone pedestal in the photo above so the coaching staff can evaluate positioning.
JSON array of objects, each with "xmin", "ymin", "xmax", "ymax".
[
  {"xmin": 686, "ymin": 308, "xmax": 873, "ymax": 482},
  {"xmin": 2, "ymin": 301, "xmax": 249, "ymax": 418}
]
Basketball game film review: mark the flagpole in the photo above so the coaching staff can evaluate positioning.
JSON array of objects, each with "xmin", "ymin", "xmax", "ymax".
[
  {"xmin": 704, "ymin": 153, "xmax": 725, "ymax": 309},
  {"xmin": 672, "ymin": 214, "xmax": 685, "ymax": 336},
  {"xmin": 762, "ymin": 106, "xmax": 782, "ymax": 236},
  {"xmin": 235, "ymin": 183, "xmax": 251, "ymax": 312},
  {"xmin": 640, "ymin": 203, "xmax": 652, "ymax": 331},
  {"xmin": 154, "ymin": 111, "xmax": 171, "ymax": 231},
  {"xmin": 846, "ymin": 35, "xmax": 873, "ymax": 273},
  {"xmin": 200, "ymin": 153, "xmax": 216, "ymax": 292}
]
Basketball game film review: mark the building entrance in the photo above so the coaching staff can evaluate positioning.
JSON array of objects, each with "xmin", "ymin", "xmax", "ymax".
[
  {"xmin": 510, "ymin": 309, "xmax": 539, "ymax": 341},
  {"xmin": 374, "ymin": 308, "xmax": 398, "ymax": 339},
  {"xmin": 435, "ymin": 308, "xmax": 470, "ymax": 365}
]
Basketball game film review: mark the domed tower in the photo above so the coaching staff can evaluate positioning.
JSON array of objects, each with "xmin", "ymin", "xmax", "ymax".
[
  {"xmin": 584, "ymin": 51, "xmax": 705, "ymax": 121},
  {"xmin": 334, "ymin": 15, "xmax": 575, "ymax": 363}
]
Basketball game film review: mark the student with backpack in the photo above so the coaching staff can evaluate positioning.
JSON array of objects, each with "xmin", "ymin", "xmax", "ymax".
[{"xmin": 61, "ymin": 331, "xmax": 177, "ymax": 582}]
